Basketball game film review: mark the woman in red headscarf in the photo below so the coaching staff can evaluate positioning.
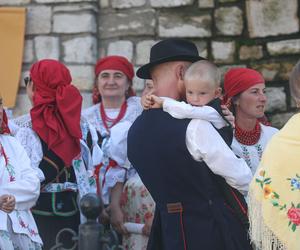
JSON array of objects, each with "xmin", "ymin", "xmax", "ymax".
[
  {"xmin": 14, "ymin": 59, "xmax": 93, "ymax": 249},
  {"xmin": 0, "ymin": 96, "xmax": 42, "ymax": 249},
  {"xmin": 83, "ymin": 56, "xmax": 155, "ymax": 249},
  {"xmin": 223, "ymin": 68, "xmax": 278, "ymax": 176}
]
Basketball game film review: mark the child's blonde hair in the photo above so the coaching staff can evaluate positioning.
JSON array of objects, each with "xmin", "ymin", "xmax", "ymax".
[{"xmin": 184, "ymin": 60, "xmax": 221, "ymax": 88}]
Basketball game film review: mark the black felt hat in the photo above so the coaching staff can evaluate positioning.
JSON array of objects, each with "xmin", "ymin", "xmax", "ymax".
[{"xmin": 136, "ymin": 38, "xmax": 206, "ymax": 79}]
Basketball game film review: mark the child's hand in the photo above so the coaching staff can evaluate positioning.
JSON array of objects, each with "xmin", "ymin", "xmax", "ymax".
[
  {"xmin": 0, "ymin": 195, "xmax": 15, "ymax": 213},
  {"xmin": 150, "ymin": 95, "xmax": 164, "ymax": 108},
  {"xmin": 221, "ymin": 105, "xmax": 235, "ymax": 128},
  {"xmin": 141, "ymin": 94, "xmax": 154, "ymax": 110}
]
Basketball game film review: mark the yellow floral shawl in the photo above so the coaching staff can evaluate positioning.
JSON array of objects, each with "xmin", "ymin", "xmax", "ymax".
[{"xmin": 249, "ymin": 113, "xmax": 300, "ymax": 250}]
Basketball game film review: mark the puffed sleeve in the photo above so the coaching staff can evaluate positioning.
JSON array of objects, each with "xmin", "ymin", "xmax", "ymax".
[
  {"xmin": 186, "ymin": 119, "xmax": 252, "ymax": 194},
  {"xmin": 162, "ymin": 97, "xmax": 227, "ymax": 129},
  {"xmin": 0, "ymin": 137, "xmax": 40, "ymax": 210},
  {"xmin": 14, "ymin": 127, "xmax": 44, "ymax": 182}
]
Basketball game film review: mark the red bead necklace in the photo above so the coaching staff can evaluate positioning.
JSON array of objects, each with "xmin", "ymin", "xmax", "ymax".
[
  {"xmin": 234, "ymin": 120, "xmax": 261, "ymax": 146},
  {"xmin": 100, "ymin": 101, "xmax": 127, "ymax": 132}
]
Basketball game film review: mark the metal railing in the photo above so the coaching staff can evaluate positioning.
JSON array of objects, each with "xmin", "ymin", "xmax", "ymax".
[{"xmin": 50, "ymin": 193, "xmax": 124, "ymax": 250}]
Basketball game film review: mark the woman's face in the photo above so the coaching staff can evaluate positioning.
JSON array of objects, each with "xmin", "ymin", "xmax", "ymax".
[
  {"xmin": 142, "ymin": 80, "xmax": 154, "ymax": 96},
  {"xmin": 234, "ymin": 83, "xmax": 267, "ymax": 119},
  {"xmin": 26, "ymin": 81, "xmax": 34, "ymax": 105},
  {"xmin": 96, "ymin": 69, "xmax": 129, "ymax": 100}
]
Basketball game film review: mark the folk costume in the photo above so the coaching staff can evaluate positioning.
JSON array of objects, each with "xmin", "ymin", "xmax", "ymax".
[
  {"xmin": 83, "ymin": 97, "xmax": 141, "ymax": 204},
  {"xmin": 83, "ymin": 55, "xmax": 142, "ymax": 204},
  {"xmin": 14, "ymin": 60, "xmax": 93, "ymax": 249},
  {"xmin": 223, "ymin": 68, "xmax": 278, "ymax": 175},
  {"xmin": 249, "ymin": 113, "xmax": 300, "ymax": 250},
  {"xmin": 84, "ymin": 55, "xmax": 155, "ymax": 250},
  {"xmin": 129, "ymin": 38, "xmax": 253, "ymax": 250},
  {"xmin": 160, "ymin": 97, "xmax": 250, "ymax": 229},
  {"xmin": 0, "ymin": 110, "xmax": 42, "ymax": 250}
]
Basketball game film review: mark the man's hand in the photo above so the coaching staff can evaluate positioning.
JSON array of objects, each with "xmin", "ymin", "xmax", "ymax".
[
  {"xmin": 0, "ymin": 195, "xmax": 15, "ymax": 213},
  {"xmin": 221, "ymin": 105, "xmax": 235, "ymax": 128}
]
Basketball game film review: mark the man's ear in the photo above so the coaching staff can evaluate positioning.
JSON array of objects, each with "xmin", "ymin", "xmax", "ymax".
[{"xmin": 174, "ymin": 64, "xmax": 185, "ymax": 82}]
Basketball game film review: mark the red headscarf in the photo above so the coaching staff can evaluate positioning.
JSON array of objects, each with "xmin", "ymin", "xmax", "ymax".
[
  {"xmin": 93, "ymin": 55, "xmax": 135, "ymax": 104},
  {"xmin": 1, "ymin": 110, "xmax": 10, "ymax": 134},
  {"xmin": 30, "ymin": 59, "xmax": 82, "ymax": 166},
  {"xmin": 223, "ymin": 67, "xmax": 271, "ymax": 126},
  {"xmin": 223, "ymin": 68, "xmax": 265, "ymax": 106}
]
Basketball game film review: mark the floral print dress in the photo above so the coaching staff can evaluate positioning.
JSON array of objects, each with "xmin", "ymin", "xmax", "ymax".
[{"xmin": 121, "ymin": 173, "xmax": 155, "ymax": 250}]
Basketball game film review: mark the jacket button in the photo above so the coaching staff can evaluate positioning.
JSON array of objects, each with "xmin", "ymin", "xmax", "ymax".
[{"xmin": 208, "ymin": 200, "xmax": 213, "ymax": 205}]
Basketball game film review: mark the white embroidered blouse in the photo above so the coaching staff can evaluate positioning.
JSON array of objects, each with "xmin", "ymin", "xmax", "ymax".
[
  {"xmin": 231, "ymin": 124, "xmax": 278, "ymax": 175},
  {"xmin": 0, "ymin": 134, "xmax": 42, "ymax": 245},
  {"xmin": 82, "ymin": 97, "xmax": 142, "ymax": 204}
]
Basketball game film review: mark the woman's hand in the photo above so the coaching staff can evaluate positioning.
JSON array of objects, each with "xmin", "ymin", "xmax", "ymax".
[
  {"xmin": 221, "ymin": 105, "xmax": 235, "ymax": 128},
  {"xmin": 142, "ymin": 220, "xmax": 153, "ymax": 236},
  {"xmin": 110, "ymin": 203, "xmax": 128, "ymax": 235},
  {"xmin": 99, "ymin": 206, "xmax": 110, "ymax": 225},
  {"xmin": 0, "ymin": 195, "xmax": 15, "ymax": 213}
]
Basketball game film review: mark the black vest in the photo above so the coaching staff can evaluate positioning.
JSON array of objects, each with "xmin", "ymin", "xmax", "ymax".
[
  {"xmin": 128, "ymin": 108, "xmax": 251, "ymax": 250},
  {"xmin": 32, "ymin": 139, "xmax": 78, "ymax": 217}
]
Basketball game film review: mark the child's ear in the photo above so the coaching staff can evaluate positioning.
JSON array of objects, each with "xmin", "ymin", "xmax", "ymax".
[{"xmin": 215, "ymin": 87, "xmax": 222, "ymax": 98}]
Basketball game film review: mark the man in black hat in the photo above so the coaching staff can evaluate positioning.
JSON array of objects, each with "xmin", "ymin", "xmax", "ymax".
[{"xmin": 127, "ymin": 38, "xmax": 252, "ymax": 250}]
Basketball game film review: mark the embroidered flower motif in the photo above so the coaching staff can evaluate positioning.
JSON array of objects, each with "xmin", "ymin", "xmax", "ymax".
[
  {"xmin": 259, "ymin": 170, "xmax": 265, "ymax": 177},
  {"xmin": 73, "ymin": 159, "xmax": 82, "ymax": 171},
  {"xmin": 287, "ymin": 174, "xmax": 300, "ymax": 191},
  {"xmin": 288, "ymin": 207, "xmax": 300, "ymax": 225},
  {"xmin": 16, "ymin": 211, "xmax": 38, "ymax": 237},
  {"xmin": 287, "ymin": 204, "xmax": 300, "ymax": 231},
  {"xmin": 255, "ymin": 170, "xmax": 300, "ymax": 232},
  {"xmin": 263, "ymin": 185, "xmax": 273, "ymax": 199},
  {"xmin": 255, "ymin": 144, "xmax": 263, "ymax": 161},
  {"xmin": 241, "ymin": 145, "xmax": 252, "ymax": 169},
  {"xmin": 0, "ymin": 143, "xmax": 16, "ymax": 182}
]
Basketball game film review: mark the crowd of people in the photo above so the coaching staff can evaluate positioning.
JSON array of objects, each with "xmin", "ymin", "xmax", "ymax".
[{"xmin": 0, "ymin": 38, "xmax": 299, "ymax": 250}]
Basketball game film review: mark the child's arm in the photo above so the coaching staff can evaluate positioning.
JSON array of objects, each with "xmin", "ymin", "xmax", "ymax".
[{"xmin": 156, "ymin": 96, "xmax": 227, "ymax": 129}]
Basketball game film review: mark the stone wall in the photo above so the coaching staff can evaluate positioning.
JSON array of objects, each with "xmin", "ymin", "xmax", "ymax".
[{"xmin": 1, "ymin": 0, "xmax": 300, "ymax": 127}]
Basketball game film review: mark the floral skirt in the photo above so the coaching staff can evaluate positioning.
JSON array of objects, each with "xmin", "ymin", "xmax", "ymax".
[
  {"xmin": 121, "ymin": 173, "xmax": 155, "ymax": 250},
  {"xmin": 0, "ymin": 218, "xmax": 42, "ymax": 250}
]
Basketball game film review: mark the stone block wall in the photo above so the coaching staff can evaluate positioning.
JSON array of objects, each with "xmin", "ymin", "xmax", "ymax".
[{"xmin": 1, "ymin": 0, "xmax": 300, "ymax": 127}]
